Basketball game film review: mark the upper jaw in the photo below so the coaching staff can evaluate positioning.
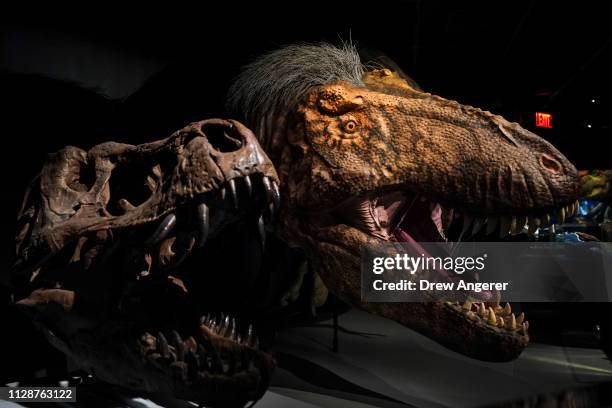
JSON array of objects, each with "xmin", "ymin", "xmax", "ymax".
[{"xmin": 330, "ymin": 184, "xmax": 580, "ymax": 242}]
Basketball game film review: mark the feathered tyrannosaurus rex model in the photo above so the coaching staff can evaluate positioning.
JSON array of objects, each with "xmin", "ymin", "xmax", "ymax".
[{"xmin": 8, "ymin": 43, "xmax": 580, "ymax": 406}]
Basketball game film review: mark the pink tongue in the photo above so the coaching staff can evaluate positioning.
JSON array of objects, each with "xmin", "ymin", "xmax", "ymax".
[{"xmin": 430, "ymin": 203, "xmax": 443, "ymax": 234}]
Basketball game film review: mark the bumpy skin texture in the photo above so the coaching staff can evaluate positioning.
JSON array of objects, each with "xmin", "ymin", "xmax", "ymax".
[
  {"xmin": 271, "ymin": 70, "xmax": 580, "ymax": 361},
  {"xmin": 11, "ymin": 119, "xmax": 277, "ymax": 407}
]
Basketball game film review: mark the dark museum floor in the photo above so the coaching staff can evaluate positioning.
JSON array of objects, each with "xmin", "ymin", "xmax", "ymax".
[{"xmin": 3, "ymin": 309, "xmax": 611, "ymax": 408}]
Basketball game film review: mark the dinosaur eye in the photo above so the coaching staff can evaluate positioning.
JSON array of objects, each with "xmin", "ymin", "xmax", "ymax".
[{"xmin": 342, "ymin": 120, "xmax": 359, "ymax": 134}]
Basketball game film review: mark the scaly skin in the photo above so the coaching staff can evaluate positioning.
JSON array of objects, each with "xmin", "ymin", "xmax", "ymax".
[{"xmin": 252, "ymin": 68, "xmax": 580, "ymax": 361}]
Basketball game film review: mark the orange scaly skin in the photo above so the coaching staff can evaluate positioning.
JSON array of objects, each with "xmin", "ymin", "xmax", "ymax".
[{"xmin": 268, "ymin": 70, "xmax": 580, "ymax": 361}]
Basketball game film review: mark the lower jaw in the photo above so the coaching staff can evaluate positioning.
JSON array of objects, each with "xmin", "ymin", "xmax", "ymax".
[{"xmin": 307, "ymin": 224, "xmax": 528, "ymax": 362}]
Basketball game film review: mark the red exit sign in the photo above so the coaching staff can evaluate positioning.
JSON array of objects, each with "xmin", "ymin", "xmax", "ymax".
[{"xmin": 535, "ymin": 112, "xmax": 553, "ymax": 128}]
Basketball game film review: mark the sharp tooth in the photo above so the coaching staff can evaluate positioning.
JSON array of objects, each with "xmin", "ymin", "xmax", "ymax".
[
  {"xmin": 462, "ymin": 300, "xmax": 472, "ymax": 311},
  {"xmin": 527, "ymin": 216, "xmax": 540, "ymax": 234},
  {"xmin": 157, "ymin": 332, "xmax": 170, "ymax": 359},
  {"xmin": 220, "ymin": 187, "xmax": 227, "ymax": 201},
  {"xmin": 147, "ymin": 213, "xmax": 177, "ymax": 245},
  {"xmin": 171, "ymin": 330, "xmax": 185, "ymax": 362},
  {"xmin": 257, "ymin": 214, "xmax": 266, "ymax": 250},
  {"xmin": 271, "ymin": 179, "xmax": 281, "ymax": 209},
  {"xmin": 516, "ymin": 312, "xmax": 524, "ymax": 325},
  {"xmin": 515, "ymin": 215, "xmax": 527, "ymax": 233},
  {"xmin": 471, "ymin": 217, "xmax": 486, "ymax": 235},
  {"xmin": 243, "ymin": 175, "xmax": 253, "ymax": 197},
  {"xmin": 558, "ymin": 207, "xmax": 566, "ymax": 223},
  {"xmin": 200, "ymin": 314, "xmax": 211, "ymax": 326},
  {"xmin": 521, "ymin": 322, "xmax": 529, "ymax": 335},
  {"xmin": 508, "ymin": 313, "xmax": 517, "ymax": 330},
  {"xmin": 478, "ymin": 303, "xmax": 486, "ymax": 317},
  {"xmin": 498, "ymin": 317, "xmax": 505, "ymax": 328},
  {"xmin": 543, "ymin": 213, "xmax": 551, "ymax": 225},
  {"xmin": 486, "ymin": 216, "xmax": 499, "ymax": 235},
  {"xmin": 487, "ymin": 307, "xmax": 497, "ymax": 325},
  {"xmin": 196, "ymin": 203, "xmax": 210, "ymax": 248},
  {"xmin": 499, "ymin": 216, "xmax": 511, "ymax": 238},
  {"xmin": 228, "ymin": 179, "xmax": 239, "ymax": 209},
  {"xmin": 462, "ymin": 214, "xmax": 474, "ymax": 236},
  {"xmin": 221, "ymin": 315, "xmax": 230, "ymax": 334},
  {"xmin": 247, "ymin": 324, "xmax": 254, "ymax": 345},
  {"xmin": 502, "ymin": 302, "xmax": 511, "ymax": 316},
  {"xmin": 228, "ymin": 318, "xmax": 236, "ymax": 339},
  {"xmin": 509, "ymin": 216, "xmax": 518, "ymax": 234}
]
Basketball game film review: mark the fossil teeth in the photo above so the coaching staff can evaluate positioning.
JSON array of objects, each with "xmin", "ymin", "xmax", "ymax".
[
  {"xmin": 487, "ymin": 307, "xmax": 497, "ymax": 325},
  {"xmin": 462, "ymin": 300, "xmax": 472, "ymax": 311},
  {"xmin": 221, "ymin": 315, "xmax": 230, "ymax": 333},
  {"xmin": 148, "ymin": 213, "xmax": 177, "ymax": 245},
  {"xmin": 247, "ymin": 324, "xmax": 254, "ymax": 345},
  {"xmin": 508, "ymin": 313, "xmax": 517, "ymax": 330},
  {"xmin": 471, "ymin": 217, "xmax": 486, "ymax": 235},
  {"xmin": 485, "ymin": 216, "xmax": 499, "ymax": 235},
  {"xmin": 200, "ymin": 314, "xmax": 210, "ymax": 326},
  {"xmin": 196, "ymin": 203, "xmax": 210, "ymax": 248},
  {"xmin": 171, "ymin": 330, "xmax": 185, "ymax": 362},
  {"xmin": 271, "ymin": 180, "xmax": 281, "ymax": 209},
  {"xmin": 502, "ymin": 302, "xmax": 511, "ymax": 316},
  {"xmin": 244, "ymin": 175, "xmax": 253, "ymax": 197},
  {"xmin": 543, "ymin": 213, "xmax": 551, "ymax": 225},
  {"xmin": 516, "ymin": 312, "xmax": 525, "ymax": 325},
  {"xmin": 157, "ymin": 332, "xmax": 170, "ymax": 359},
  {"xmin": 228, "ymin": 318, "xmax": 236, "ymax": 339},
  {"xmin": 262, "ymin": 176, "xmax": 273, "ymax": 202},
  {"xmin": 228, "ymin": 179, "xmax": 239, "ymax": 209},
  {"xmin": 257, "ymin": 214, "xmax": 266, "ymax": 250},
  {"xmin": 499, "ymin": 216, "xmax": 511, "ymax": 238},
  {"xmin": 498, "ymin": 317, "xmax": 505, "ymax": 328},
  {"xmin": 521, "ymin": 322, "xmax": 529, "ymax": 335},
  {"xmin": 220, "ymin": 187, "xmax": 227, "ymax": 201},
  {"xmin": 478, "ymin": 303, "xmax": 486, "ymax": 317}
]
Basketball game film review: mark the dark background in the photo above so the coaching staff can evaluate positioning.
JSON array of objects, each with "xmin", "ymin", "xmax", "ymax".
[{"xmin": 1, "ymin": 1, "xmax": 610, "ymax": 272}]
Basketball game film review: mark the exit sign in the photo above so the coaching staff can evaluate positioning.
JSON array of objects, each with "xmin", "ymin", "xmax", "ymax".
[{"xmin": 535, "ymin": 112, "xmax": 553, "ymax": 128}]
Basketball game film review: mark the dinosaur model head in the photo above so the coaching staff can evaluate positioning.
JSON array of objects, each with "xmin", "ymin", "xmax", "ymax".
[
  {"xmin": 11, "ymin": 119, "xmax": 277, "ymax": 407},
  {"xmin": 227, "ymin": 43, "xmax": 581, "ymax": 362}
]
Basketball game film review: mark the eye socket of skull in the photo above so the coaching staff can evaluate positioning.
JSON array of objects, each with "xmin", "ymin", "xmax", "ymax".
[{"xmin": 201, "ymin": 120, "xmax": 243, "ymax": 152}]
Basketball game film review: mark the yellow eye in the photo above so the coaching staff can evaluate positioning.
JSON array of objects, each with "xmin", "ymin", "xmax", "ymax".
[{"xmin": 342, "ymin": 120, "xmax": 359, "ymax": 134}]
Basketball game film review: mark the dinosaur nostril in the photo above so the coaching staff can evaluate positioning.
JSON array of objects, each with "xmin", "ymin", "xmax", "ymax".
[{"xmin": 539, "ymin": 154, "xmax": 562, "ymax": 174}]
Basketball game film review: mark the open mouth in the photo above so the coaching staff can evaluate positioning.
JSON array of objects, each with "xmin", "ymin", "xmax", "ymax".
[
  {"xmin": 138, "ymin": 314, "xmax": 273, "ymax": 406},
  {"xmin": 334, "ymin": 186, "xmax": 579, "ymax": 244},
  {"xmin": 328, "ymin": 186, "xmax": 579, "ymax": 345},
  {"xmin": 135, "ymin": 173, "xmax": 280, "ymax": 277}
]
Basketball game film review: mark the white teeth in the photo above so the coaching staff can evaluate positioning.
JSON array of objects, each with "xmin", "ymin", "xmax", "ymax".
[
  {"xmin": 527, "ymin": 216, "xmax": 540, "ymax": 234},
  {"xmin": 558, "ymin": 207, "xmax": 566, "ymax": 223},
  {"xmin": 509, "ymin": 216, "xmax": 520, "ymax": 234},
  {"xmin": 486, "ymin": 216, "xmax": 499, "ymax": 235}
]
